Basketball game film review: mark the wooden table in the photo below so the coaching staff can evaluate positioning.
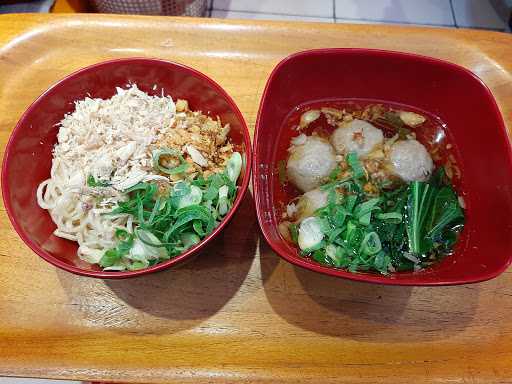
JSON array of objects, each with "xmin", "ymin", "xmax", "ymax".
[{"xmin": 0, "ymin": 14, "xmax": 512, "ymax": 384}]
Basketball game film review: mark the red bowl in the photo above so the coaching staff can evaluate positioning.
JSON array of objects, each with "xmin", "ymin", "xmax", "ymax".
[
  {"xmin": 253, "ymin": 48, "xmax": 512, "ymax": 286},
  {"xmin": 2, "ymin": 58, "xmax": 252, "ymax": 279}
]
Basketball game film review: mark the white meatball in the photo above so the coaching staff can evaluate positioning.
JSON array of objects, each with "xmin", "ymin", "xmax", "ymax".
[
  {"xmin": 296, "ymin": 188, "xmax": 329, "ymax": 222},
  {"xmin": 287, "ymin": 136, "xmax": 336, "ymax": 192},
  {"xmin": 330, "ymin": 119, "xmax": 384, "ymax": 157},
  {"xmin": 298, "ymin": 217, "xmax": 324, "ymax": 251},
  {"xmin": 389, "ymin": 139, "xmax": 434, "ymax": 182}
]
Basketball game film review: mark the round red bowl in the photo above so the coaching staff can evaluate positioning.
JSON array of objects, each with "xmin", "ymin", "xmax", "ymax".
[
  {"xmin": 2, "ymin": 58, "xmax": 252, "ymax": 279},
  {"xmin": 253, "ymin": 48, "xmax": 512, "ymax": 286}
]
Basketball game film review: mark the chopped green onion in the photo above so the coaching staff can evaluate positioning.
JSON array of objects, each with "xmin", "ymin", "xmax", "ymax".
[
  {"xmin": 152, "ymin": 148, "xmax": 189, "ymax": 175},
  {"xmin": 226, "ymin": 152, "xmax": 242, "ymax": 183},
  {"xmin": 87, "ymin": 175, "xmax": 110, "ymax": 187},
  {"xmin": 180, "ymin": 232, "xmax": 201, "ymax": 250},
  {"xmin": 289, "ymin": 223, "xmax": 299, "ymax": 244},
  {"xmin": 346, "ymin": 152, "xmax": 365, "ymax": 179},
  {"xmin": 217, "ymin": 185, "xmax": 230, "ymax": 216},
  {"xmin": 360, "ymin": 232, "xmax": 382, "ymax": 255}
]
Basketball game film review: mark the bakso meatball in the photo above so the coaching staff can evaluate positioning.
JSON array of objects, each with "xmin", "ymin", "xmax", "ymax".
[
  {"xmin": 389, "ymin": 139, "xmax": 434, "ymax": 182},
  {"xmin": 330, "ymin": 119, "xmax": 384, "ymax": 157},
  {"xmin": 287, "ymin": 136, "xmax": 336, "ymax": 192},
  {"xmin": 295, "ymin": 188, "xmax": 329, "ymax": 222}
]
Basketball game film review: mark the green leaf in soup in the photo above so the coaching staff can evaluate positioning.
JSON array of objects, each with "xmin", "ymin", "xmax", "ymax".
[
  {"xmin": 345, "ymin": 194, "xmax": 358, "ymax": 213},
  {"xmin": 373, "ymin": 251, "xmax": 391, "ymax": 274},
  {"xmin": 328, "ymin": 226, "xmax": 345, "ymax": 243},
  {"xmin": 288, "ymin": 223, "xmax": 299, "ymax": 244},
  {"xmin": 325, "ymin": 244, "xmax": 350, "ymax": 268},
  {"xmin": 332, "ymin": 206, "xmax": 348, "ymax": 228},
  {"xmin": 312, "ymin": 248, "xmax": 329, "ymax": 264},
  {"xmin": 427, "ymin": 186, "xmax": 464, "ymax": 239},
  {"xmin": 429, "ymin": 167, "xmax": 447, "ymax": 188},
  {"xmin": 354, "ymin": 198, "xmax": 381, "ymax": 226},
  {"xmin": 405, "ymin": 181, "xmax": 437, "ymax": 255},
  {"xmin": 376, "ymin": 212, "xmax": 403, "ymax": 224},
  {"xmin": 348, "ymin": 258, "xmax": 361, "ymax": 273},
  {"xmin": 360, "ymin": 231, "xmax": 382, "ymax": 256},
  {"xmin": 345, "ymin": 220, "xmax": 364, "ymax": 249}
]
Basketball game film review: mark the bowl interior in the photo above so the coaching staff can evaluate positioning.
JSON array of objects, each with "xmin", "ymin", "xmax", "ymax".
[
  {"xmin": 3, "ymin": 58, "xmax": 251, "ymax": 278},
  {"xmin": 254, "ymin": 48, "xmax": 512, "ymax": 285}
]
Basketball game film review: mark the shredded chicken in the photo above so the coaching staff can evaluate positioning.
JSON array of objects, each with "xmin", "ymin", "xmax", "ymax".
[
  {"xmin": 54, "ymin": 84, "xmax": 176, "ymax": 191},
  {"xmin": 53, "ymin": 85, "xmax": 235, "ymax": 193}
]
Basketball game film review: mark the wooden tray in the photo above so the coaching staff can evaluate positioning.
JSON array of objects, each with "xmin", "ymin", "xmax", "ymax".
[{"xmin": 1, "ymin": 14, "xmax": 512, "ymax": 384}]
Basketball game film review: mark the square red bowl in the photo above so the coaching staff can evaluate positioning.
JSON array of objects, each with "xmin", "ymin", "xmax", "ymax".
[{"xmin": 253, "ymin": 48, "xmax": 512, "ymax": 286}]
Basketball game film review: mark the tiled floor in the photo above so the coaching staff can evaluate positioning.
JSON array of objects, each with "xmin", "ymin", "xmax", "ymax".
[{"xmin": 209, "ymin": 0, "xmax": 510, "ymax": 31}]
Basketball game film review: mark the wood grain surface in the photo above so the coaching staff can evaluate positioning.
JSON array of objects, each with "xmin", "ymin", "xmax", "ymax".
[{"xmin": 0, "ymin": 14, "xmax": 512, "ymax": 384}]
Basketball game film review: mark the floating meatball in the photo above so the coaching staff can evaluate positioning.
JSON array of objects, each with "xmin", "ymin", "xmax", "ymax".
[
  {"xmin": 295, "ymin": 188, "xmax": 329, "ymax": 222},
  {"xmin": 287, "ymin": 136, "xmax": 336, "ymax": 192},
  {"xmin": 298, "ymin": 216, "xmax": 324, "ymax": 251},
  {"xmin": 330, "ymin": 119, "xmax": 384, "ymax": 157},
  {"xmin": 389, "ymin": 139, "xmax": 434, "ymax": 182}
]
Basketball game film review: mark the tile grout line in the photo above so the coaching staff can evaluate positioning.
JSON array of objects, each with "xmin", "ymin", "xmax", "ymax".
[
  {"xmin": 210, "ymin": 8, "xmax": 333, "ymax": 19},
  {"xmin": 448, "ymin": 0, "xmax": 459, "ymax": 28},
  {"xmin": 210, "ymin": 8, "xmax": 334, "ymax": 20},
  {"xmin": 333, "ymin": 15, "xmax": 455, "ymax": 27}
]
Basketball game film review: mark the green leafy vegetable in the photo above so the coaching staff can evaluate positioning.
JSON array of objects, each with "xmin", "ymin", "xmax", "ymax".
[{"xmin": 405, "ymin": 176, "xmax": 464, "ymax": 256}]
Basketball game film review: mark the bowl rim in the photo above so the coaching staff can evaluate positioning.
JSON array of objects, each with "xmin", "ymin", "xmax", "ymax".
[
  {"xmin": 2, "ymin": 57, "xmax": 253, "ymax": 279},
  {"xmin": 253, "ymin": 47, "xmax": 512, "ymax": 286}
]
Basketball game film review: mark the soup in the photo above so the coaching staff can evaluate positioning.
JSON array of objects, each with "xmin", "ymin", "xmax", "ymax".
[{"xmin": 276, "ymin": 100, "xmax": 465, "ymax": 274}]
